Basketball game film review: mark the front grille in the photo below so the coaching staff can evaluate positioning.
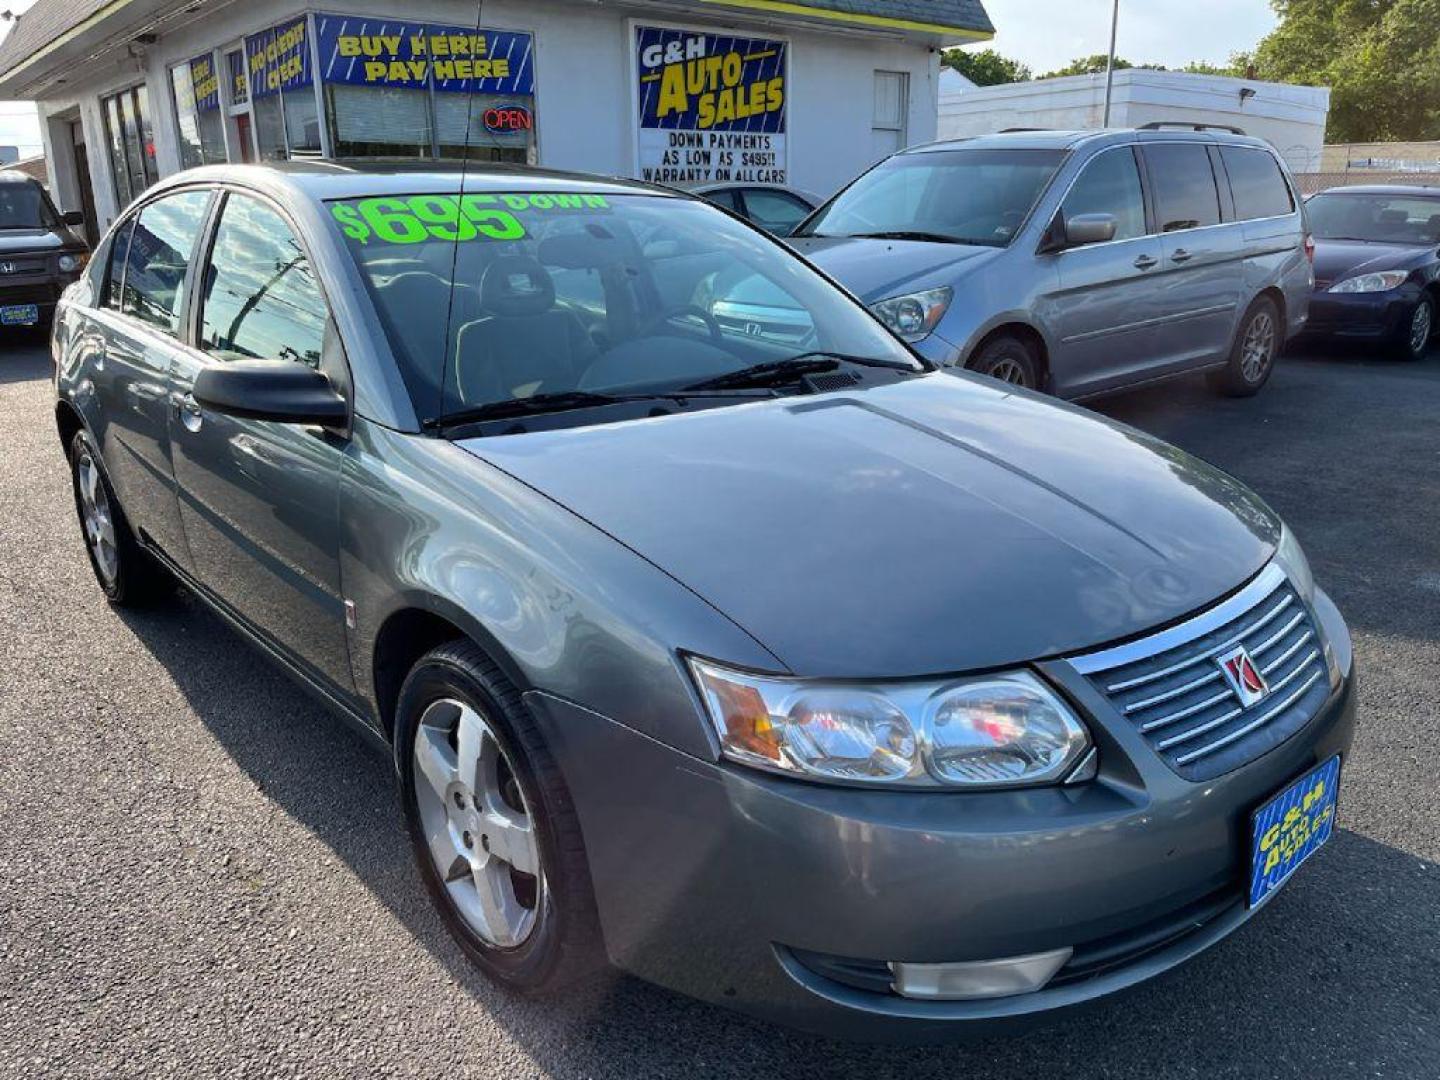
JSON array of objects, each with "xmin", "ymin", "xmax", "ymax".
[
  {"xmin": 1071, "ymin": 566, "xmax": 1332, "ymax": 781},
  {"xmin": 0, "ymin": 282, "xmax": 58, "ymax": 306}
]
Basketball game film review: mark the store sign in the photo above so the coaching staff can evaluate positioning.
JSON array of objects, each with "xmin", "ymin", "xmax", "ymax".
[
  {"xmin": 246, "ymin": 17, "xmax": 312, "ymax": 98},
  {"xmin": 174, "ymin": 54, "xmax": 221, "ymax": 113},
  {"xmin": 635, "ymin": 24, "xmax": 787, "ymax": 185},
  {"xmin": 483, "ymin": 104, "xmax": 532, "ymax": 134},
  {"xmin": 315, "ymin": 15, "xmax": 534, "ymax": 94}
]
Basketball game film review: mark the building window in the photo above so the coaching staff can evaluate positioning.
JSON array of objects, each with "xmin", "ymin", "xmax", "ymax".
[
  {"xmin": 102, "ymin": 85, "xmax": 159, "ymax": 208},
  {"xmin": 313, "ymin": 15, "xmax": 536, "ymax": 162},
  {"xmin": 171, "ymin": 53, "xmax": 228, "ymax": 167},
  {"xmin": 245, "ymin": 16, "xmax": 320, "ymax": 160},
  {"xmin": 872, "ymin": 70, "xmax": 909, "ymax": 160}
]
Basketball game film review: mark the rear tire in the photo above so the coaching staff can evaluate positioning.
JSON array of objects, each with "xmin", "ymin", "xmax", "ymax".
[
  {"xmin": 68, "ymin": 429, "xmax": 172, "ymax": 606},
  {"xmin": 1211, "ymin": 295, "xmax": 1280, "ymax": 397},
  {"xmin": 968, "ymin": 333, "xmax": 1039, "ymax": 390},
  {"xmin": 396, "ymin": 639, "xmax": 605, "ymax": 994},
  {"xmin": 1395, "ymin": 296, "xmax": 1434, "ymax": 362}
]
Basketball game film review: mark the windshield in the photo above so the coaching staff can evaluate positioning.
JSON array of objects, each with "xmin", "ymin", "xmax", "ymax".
[
  {"xmin": 329, "ymin": 191, "xmax": 918, "ymax": 423},
  {"xmin": 0, "ymin": 182, "xmax": 59, "ymax": 231},
  {"xmin": 1307, "ymin": 193, "xmax": 1440, "ymax": 245},
  {"xmin": 798, "ymin": 149, "xmax": 1065, "ymax": 247}
]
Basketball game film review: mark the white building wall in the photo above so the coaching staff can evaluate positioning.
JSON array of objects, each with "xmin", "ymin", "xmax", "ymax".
[
  {"xmin": 938, "ymin": 69, "xmax": 1330, "ymax": 174},
  {"xmin": 33, "ymin": 0, "xmax": 942, "ymax": 231}
]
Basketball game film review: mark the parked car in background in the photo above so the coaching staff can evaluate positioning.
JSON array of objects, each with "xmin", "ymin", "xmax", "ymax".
[
  {"xmin": 54, "ymin": 163, "xmax": 1355, "ymax": 1041},
  {"xmin": 1300, "ymin": 185, "xmax": 1440, "ymax": 361},
  {"xmin": 692, "ymin": 181, "xmax": 819, "ymax": 236},
  {"xmin": 0, "ymin": 170, "xmax": 89, "ymax": 330},
  {"xmin": 789, "ymin": 128, "xmax": 1313, "ymax": 399}
]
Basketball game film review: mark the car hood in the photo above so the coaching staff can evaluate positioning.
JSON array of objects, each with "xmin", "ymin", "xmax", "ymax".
[
  {"xmin": 0, "ymin": 227, "xmax": 81, "ymax": 255},
  {"xmin": 788, "ymin": 236, "xmax": 1000, "ymax": 303},
  {"xmin": 458, "ymin": 374, "xmax": 1280, "ymax": 678},
  {"xmin": 1312, "ymin": 239, "xmax": 1432, "ymax": 286}
]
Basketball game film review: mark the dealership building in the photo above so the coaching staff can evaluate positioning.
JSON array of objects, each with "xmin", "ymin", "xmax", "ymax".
[{"xmin": 0, "ymin": 0, "xmax": 993, "ymax": 244}]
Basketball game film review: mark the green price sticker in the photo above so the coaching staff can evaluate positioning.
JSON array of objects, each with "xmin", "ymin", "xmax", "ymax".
[{"xmin": 330, "ymin": 193, "xmax": 610, "ymax": 246}]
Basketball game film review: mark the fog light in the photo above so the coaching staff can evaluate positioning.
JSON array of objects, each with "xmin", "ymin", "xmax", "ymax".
[{"xmin": 889, "ymin": 946, "xmax": 1072, "ymax": 1001}]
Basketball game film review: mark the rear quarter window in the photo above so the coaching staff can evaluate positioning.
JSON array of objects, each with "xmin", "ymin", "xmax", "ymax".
[{"xmin": 1221, "ymin": 147, "xmax": 1294, "ymax": 221}]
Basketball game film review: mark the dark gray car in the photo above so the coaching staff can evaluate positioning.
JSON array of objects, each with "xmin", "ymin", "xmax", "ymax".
[
  {"xmin": 791, "ymin": 128, "xmax": 1314, "ymax": 400},
  {"xmin": 52, "ymin": 163, "xmax": 1355, "ymax": 1041}
]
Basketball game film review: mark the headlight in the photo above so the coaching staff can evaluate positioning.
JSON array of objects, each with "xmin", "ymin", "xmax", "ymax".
[
  {"xmin": 1273, "ymin": 523, "xmax": 1316, "ymax": 604},
  {"xmin": 871, "ymin": 286, "xmax": 952, "ymax": 342},
  {"xmin": 57, "ymin": 252, "xmax": 87, "ymax": 273},
  {"xmin": 1329, "ymin": 271, "xmax": 1408, "ymax": 293},
  {"xmin": 688, "ymin": 658, "xmax": 1090, "ymax": 788}
]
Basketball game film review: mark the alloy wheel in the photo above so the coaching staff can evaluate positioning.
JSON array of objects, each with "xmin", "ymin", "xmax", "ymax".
[
  {"xmin": 412, "ymin": 697, "xmax": 543, "ymax": 949},
  {"xmin": 1240, "ymin": 311, "xmax": 1276, "ymax": 382},
  {"xmin": 989, "ymin": 357, "xmax": 1030, "ymax": 386},
  {"xmin": 1410, "ymin": 302, "xmax": 1433, "ymax": 357},
  {"xmin": 76, "ymin": 450, "xmax": 118, "ymax": 586}
]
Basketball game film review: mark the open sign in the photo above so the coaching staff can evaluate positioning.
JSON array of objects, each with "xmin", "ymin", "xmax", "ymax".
[{"xmin": 483, "ymin": 104, "xmax": 533, "ymax": 134}]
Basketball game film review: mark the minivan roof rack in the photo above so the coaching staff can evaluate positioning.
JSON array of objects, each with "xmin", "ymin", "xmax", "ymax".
[
  {"xmin": 1137, "ymin": 121, "xmax": 1246, "ymax": 136},
  {"xmin": 998, "ymin": 127, "xmax": 1052, "ymax": 133}
]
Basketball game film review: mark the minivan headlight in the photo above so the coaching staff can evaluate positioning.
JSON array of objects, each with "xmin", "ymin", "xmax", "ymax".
[
  {"xmin": 1329, "ymin": 271, "xmax": 1408, "ymax": 293},
  {"xmin": 687, "ymin": 658, "xmax": 1090, "ymax": 788},
  {"xmin": 871, "ymin": 286, "xmax": 952, "ymax": 342}
]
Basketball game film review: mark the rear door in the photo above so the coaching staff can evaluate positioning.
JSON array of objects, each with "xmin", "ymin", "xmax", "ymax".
[
  {"xmin": 84, "ymin": 188, "xmax": 214, "ymax": 567},
  {"xmin": 167, "ymin": 189, "xmax": 354, "ymax": 696},
  {"xmin": 1141, "ymin": 142, "xmax": 1244, "ymax": 368},
  {"xmin": 1045, "ymin": 145, "xmax": 1165, "ymax": 395}
]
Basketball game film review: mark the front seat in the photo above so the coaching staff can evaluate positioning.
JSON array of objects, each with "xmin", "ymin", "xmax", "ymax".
[{"xmin": 454, "ymin": 256, "xmax": 596, "ymax": 403}]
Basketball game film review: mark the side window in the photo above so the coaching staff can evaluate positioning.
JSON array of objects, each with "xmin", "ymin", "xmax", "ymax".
[
  {"xmin": 1221, "ymin": 147, "xmax": 1294, "ymax": 221},
  {"xmin": 704, "ymin": 189, "xmax": 740, "ymax": 212},
  {"xmin": 120, "ymin": 190, "xmax": 212, "ymax": 333},
  {"xmin": 1061, "ymin": 148, "xmax": 1147, "ymax": 242},
  {"xmin": 200, "ymin": 193, "xmax": 328, "ymax": 367},
  {"xmin": 742, "ymin": 189, "xmax": 813, "ymax": 236},
  {"xmin": 1144, "ymin": 144, "xmax": 1222, "ymax": 233},
  {"xmin": 102, "ymin": 220, "xmax": 134, "ymax": 310}
]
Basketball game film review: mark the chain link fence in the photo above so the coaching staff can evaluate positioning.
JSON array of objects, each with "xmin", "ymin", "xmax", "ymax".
[{"xmin": 1293, "ymin": 170, "xmax": 1440, "ymax": 195}]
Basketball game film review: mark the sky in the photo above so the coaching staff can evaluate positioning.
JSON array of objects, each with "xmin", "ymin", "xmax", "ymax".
[{"xmin": 970, "ymin": 0, "xmax": 1280, "ymax": 74}]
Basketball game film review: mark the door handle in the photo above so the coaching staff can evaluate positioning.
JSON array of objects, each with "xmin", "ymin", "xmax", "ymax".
[
  {"xmin": 1133, "ymin": 254, "xmax": 1158, "ymax": 270},
  {"xmin": 173, "ymin": 390, "xmax": 204, "ymax": 432},
  {"xmin": 1171, "ymin": 248, "xmax": 1193, "ymax": 263}
]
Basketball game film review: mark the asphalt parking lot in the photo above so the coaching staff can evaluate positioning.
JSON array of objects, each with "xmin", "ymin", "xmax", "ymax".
[{"xmin": 1, "ymin": 332, "xmax": 1437, "ymax": 1079}]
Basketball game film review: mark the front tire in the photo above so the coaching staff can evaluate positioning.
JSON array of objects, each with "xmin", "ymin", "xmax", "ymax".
[
  {"xmin": 1395, "ymin": 296, "xmax": 1434, "ymax": 362},
  {"xmin": 395, "ymin": 639, "xmax": 604, "ymax": 994},
  {"xmin": 968, "ymin": 333, "xmax": 1039, "ymax": 390},
  {"xmin": 68, "ymin": 429, "xmax": 171, "ymax": 606},
  {"xmin": 1211, "ymin": 295, "xmax": 1280, "ymax": 397}
]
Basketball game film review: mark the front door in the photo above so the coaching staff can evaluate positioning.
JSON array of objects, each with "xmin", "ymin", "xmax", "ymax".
[
  {"xmin": 1043, "ymin": 145, "xmax": 1164, "ymax": 396},
  {"xmin": 168, "ymin": 190, "xmax": 353, "ymax": 696}
]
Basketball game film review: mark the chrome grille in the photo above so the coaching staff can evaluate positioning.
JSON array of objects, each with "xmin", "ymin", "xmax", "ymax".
[{"xmin": 1071, "ymin": 565, "xmax": 1332, "ymax": 781}]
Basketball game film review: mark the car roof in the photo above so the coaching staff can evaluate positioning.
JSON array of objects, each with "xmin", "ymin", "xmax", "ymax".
[
  {"xmin": 0, "ymin": 168, "xmax": 41, "ymax": 185},
  {"xmin": 147, "ymin": 160, "xmax": 679, "ymax": 202},
  {"xmin": 1311, "ymin": 184, "xmax": 1440, "ymax": 197},
  {"xmin": 903, "ymin": 127, "xmax": 1278, "ymax": 155}
]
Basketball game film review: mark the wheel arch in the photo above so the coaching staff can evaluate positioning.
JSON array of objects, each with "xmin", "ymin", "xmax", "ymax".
[
  {"xmin": 967, "ymin": 321, "xmax": 1052, "ymax": 390},
  {"xmin": 55, "ymin": 398, "xmax": 85, "ymax": 455}
]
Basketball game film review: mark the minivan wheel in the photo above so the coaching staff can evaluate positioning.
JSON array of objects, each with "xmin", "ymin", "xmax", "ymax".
[
  {"xmin": 1211, "ymin": 296, "xmax": 1280, "ymax": 397},
  {"xmin": 395, "ymin": 639, "xmax": 604, "ymax": 994},
  {"xmin": 969, "ymin": 333, "xmax": 1039, "ymax": 389},
  {"xmin": 68, "ymin": 429, "xmax": 171, "ymax": 605},
  {"xmin": 1397, "ymin": 297, "xmax": 1433, "ymax": 361}
]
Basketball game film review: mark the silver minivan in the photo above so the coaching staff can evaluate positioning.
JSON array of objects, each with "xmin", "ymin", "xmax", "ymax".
[{"xmin": 790, "ymin": 127, "xmax": 1313, "ymax": 399}]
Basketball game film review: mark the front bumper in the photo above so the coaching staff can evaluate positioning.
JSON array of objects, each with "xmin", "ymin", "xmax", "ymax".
[
  {"xmin": 529, "ymin": 588, "xmax": 1356, "ymax": 1042},
  {"xmin": 0, "ymin": 278, "xmax": 73, "ymax": 325},
  {"xmin": 1301, "ymin": 282, "xmax": 1422, "ymax": 343}
]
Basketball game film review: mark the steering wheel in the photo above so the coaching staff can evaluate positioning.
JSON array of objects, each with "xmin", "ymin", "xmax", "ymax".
[{"xmin": 642, "ymin": 304, "xmax": 724, "ymax": 343}]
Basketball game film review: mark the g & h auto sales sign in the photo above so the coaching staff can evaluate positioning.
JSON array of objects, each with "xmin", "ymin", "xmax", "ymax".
[{"xmin": 635, "ymin": 24, "xmax": 787, "ymax": 185}]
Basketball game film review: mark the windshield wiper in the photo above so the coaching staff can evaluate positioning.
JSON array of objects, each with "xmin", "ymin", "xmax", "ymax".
[
  {"xmin": 682, "ymin": 352, "xmax": 917, "ymax": 392},
  {"xmin": 427, "ymin": 387, "xmax": 769, "ymax": 428},
  {"xmin": 843, "ymin": 230, "xmax": 967, "ymax": 244}
]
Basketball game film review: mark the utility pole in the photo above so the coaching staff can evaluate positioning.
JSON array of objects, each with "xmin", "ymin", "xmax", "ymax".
[{"xmin": 1102, "ymin": 0, "xmax": 1119, "ymax": 127}]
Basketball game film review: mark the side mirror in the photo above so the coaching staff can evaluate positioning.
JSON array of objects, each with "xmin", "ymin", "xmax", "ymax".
[
  {"xmin": 1062, "ymin": 213, "xmax": 1118, "ymax": 248},
  {"xmin": 61, "ymin": 210, "xmax": 84, "ymax": 227},
  {"xmin": 192, "ymin": 360, "xmax": 348, "ymax": 426}
]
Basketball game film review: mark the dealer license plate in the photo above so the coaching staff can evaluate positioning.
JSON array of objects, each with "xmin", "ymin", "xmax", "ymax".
[
  {"xmin": 1, "ymin": 304, "xmax": 39, "ymax": 326},
  {"xmin": 1248, "ymin": 755, "xmax": 1341, "ymax": 908}
]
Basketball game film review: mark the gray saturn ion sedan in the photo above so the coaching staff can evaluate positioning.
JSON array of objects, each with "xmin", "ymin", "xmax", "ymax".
[{"xmin": 53, "ymin": 163, "xmax": 1355, "ymax": 1042}]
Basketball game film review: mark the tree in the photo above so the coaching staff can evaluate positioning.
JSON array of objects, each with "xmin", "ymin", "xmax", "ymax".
[
  {"xmin": 1246, "ymin": 0, "xmax": 1440, "ymax": 142},
  {"xmin": 1038, "ymin": 55, "xmax": 1168, "ymax": 79},
  {"xmin": 941, "ymin": 47, "xmax": 1031, "ymax": 86}
]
